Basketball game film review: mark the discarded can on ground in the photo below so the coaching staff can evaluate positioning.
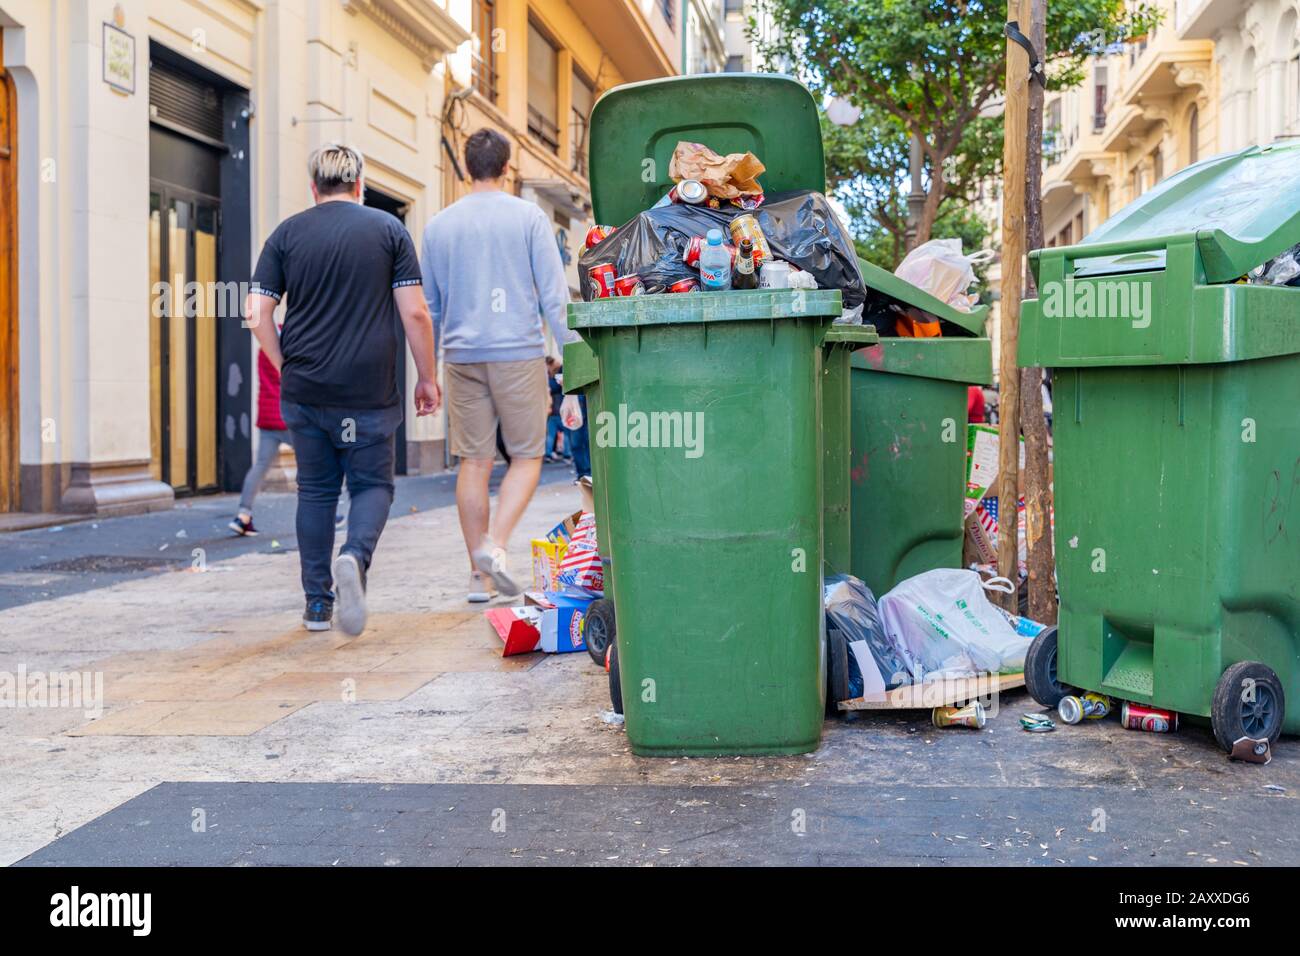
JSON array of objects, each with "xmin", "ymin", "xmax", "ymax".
[
  {"xmin": 932, "ymin": 701, "xmax": 986, "ymax": 729},
  {"xmin": 1058, "ymin": 692, "xmax": 1111, "ymax": 725},
  {"xmin": 584, "ymin": 225, "xmax": 615, "ymax": 250},
  {"xmin": 1020, "ymin": 713, "xmax": 1056, "ymax": 733},
  {"xmin": 588, "ymin": 263, "xmax": 617, "ymax": 299},
  {"xmin": 1228, "ymin": 736, "xmax": 1272, "ymax": 764},
  {"xmin": 1121, "ymin": 701, "xmax": 1178, "ymax": 733},
  {"xmin": 614, "ymin": 274, "xmax": 645, "ymax": 297}
]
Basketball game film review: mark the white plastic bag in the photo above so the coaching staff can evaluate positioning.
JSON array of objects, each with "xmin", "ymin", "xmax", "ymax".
[
  {"xmin": 878, "ymin": 568, "xmax": 1031, "ymax": 682},
  {"xmin": 560, "ymin": 393, "xmax": 583, "ymax": 429},
  {"xmin": 893, "ymin": 239, "xmax": 992, "ymax": 312}
]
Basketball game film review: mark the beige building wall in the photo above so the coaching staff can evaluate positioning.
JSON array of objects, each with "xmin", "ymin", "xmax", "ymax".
[
  {"xmin": 0, "ymin": 0, "xmax": 467, "ymax": 514},
  {"xmin": 1042, "ymin": 0, "xmax": 1300, "ymax": 250}
]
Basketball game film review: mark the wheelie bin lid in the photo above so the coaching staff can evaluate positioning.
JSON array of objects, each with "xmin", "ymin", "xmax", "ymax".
[
  {"xmin": 1065, "ymin": 140, "xmax": 1300, "ymax": 283},
  {"xmin": 587, "ymin": 73, "xmax": 825, "ymax": 228},
  {"xmin": 856, "ymin": 256, "xmax": 989, "ymax": 337}
]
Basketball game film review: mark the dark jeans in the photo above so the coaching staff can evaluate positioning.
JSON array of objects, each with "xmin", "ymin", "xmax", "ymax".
[
  {"xmin": 281, "ymin": 400, "xmax": 402, "ymax": 604},
  {"xmin": 566, "ymin": 394, "xmax": 590, "ymax": 478}
]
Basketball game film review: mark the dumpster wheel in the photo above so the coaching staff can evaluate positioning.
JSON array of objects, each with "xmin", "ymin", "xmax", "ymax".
[
  {"xmin": 606, "ymin": 640, "xmax": 623, "ymax": 715},
  {"xmin": 584, "ymin": 598, "xmax": 616, "ymax": 667},
  {"xmin": 1212, "ymin": 661, "xmax": 1284, "ymax": 753},
  {"xmin": 1024, "ymin": 626, "xmax": 1073, "ymax": 709}
]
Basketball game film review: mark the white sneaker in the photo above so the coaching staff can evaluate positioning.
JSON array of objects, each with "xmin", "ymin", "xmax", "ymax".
[
  {"xmin": 332, "ymin": 552, "xmax": 367, "ymax": 636},
  {"xmin": 472, "ymin": 540, "xmax": 522, "ymax": 598}
]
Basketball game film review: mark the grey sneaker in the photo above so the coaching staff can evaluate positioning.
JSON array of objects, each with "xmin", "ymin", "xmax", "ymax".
[
  {"xmin": 467, "ymin": 571, "xmax": 495, "ymax": 604},
  {"xmin": 332, "ymin": 552, "xmax": 368, "ymax": 636},
  {"xmin": 472, "ymin": 540, "xmax": 522, "ymax": 598}
]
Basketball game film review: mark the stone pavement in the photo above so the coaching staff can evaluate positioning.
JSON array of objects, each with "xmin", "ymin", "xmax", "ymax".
[{"xmin": 3, "ymin": 476, "xmax": 1298, "ymax": 866}]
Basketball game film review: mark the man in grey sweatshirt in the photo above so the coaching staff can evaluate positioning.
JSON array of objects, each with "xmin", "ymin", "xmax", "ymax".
[{"xmin": 421, "ymin": 128, "xmax": 576, "ymax": 602}]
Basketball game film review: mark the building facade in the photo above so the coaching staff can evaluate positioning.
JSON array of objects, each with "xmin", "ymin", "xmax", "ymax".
[
  {"xmin": 1041, "ymin": 0, "xmax": 1300, "ymax": 250},
  {"xmin": 0, "ymin": 0, "xmax": 674, "ymax": 518}
]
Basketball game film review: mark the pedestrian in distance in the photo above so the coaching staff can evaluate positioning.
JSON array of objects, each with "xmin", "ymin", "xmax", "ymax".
[
  {"xmin": 246, "ymin": 142, "xmax": 440, "ymax": 635},
  {"xmin": 420, "ymin": 128, "xmax": 577, "ymax": 603},
  {"xmin": 229, "ymin": 341, "xmax": 348, "ymax": 537}
]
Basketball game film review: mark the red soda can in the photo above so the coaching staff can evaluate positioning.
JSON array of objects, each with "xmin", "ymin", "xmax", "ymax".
[
  {"xmin": 588, "ymin": 263, "xmax": 617, "ymax": 299},
  {"xmin": 614, "ymin": 274, "xmax": 645, "ymax": 296},
  {"xmin": 668, "ymin": 278, "xmax": 699, "ymax": 293},
  {"xmin": 1121, "ymin": 701, "xmax": 1178, "ymax": 733},
  {"xmin": 683, "ymin": 235, "xmax": 704, "ymax": 268},
  {"xmin": 584, "ymin": 225, "xmax": 615, "ymax": 250},
  {"xmin": 683, "ymin": 235, "xmax": 736, "ymax": 268}
]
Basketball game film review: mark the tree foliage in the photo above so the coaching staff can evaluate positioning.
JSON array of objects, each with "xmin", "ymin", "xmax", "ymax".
[{"xmin": 755, "ymin": 0, "xmax": 1161, "ymax": 255}]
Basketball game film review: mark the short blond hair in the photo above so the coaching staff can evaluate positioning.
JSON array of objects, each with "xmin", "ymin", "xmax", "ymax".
[{"xmin": 308, "ymin": 142, "xmax": 364, "ymax": 195}]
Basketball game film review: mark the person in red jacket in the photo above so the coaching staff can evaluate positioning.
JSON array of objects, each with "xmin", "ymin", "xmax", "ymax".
[
  {"xmin": 967, "ymin": 385, "xmax": 987, "ymax": 424},
  {"xmin": 229, "ymin": 349, "xmax": 292, "ymax": 536}
]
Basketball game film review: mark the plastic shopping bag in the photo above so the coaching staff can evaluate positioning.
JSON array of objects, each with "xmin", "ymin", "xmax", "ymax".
[
  {"xmin": 893, "ymin": 239, "xmax": 992, "ymax": 312},
  {"xmin": 878, "ymin": 568, "xmax": 1032, "ymax": 682},
  {"xmin": 560, "ymin": 394, "xmax": 583, "ymax": 429}
]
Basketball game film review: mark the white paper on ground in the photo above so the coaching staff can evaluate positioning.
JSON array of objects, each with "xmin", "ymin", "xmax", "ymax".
[{"xmin": 848, "ymin": 640, "xmax": 887, "ymax": 702}]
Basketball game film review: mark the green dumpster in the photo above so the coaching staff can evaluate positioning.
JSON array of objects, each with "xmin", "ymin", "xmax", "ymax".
[
  {"xmin": 849, "ymin": 257, "xmax": 993, "ymax": 595},
  {"xmin": 1018, "ymin": 141, "xmax": 1300, "ymax": 750},
  {"xmin": 564, "ymin": 73, "xmax": 877, "ymax": 756}
]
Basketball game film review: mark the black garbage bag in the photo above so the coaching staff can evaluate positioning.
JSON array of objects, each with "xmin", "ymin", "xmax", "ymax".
[
  {"xmin": 579, "ymin": 189, "xmax": 866, "ymax": 310},
  {"xmin": 824, "ymin": 573, "xmax": 909, "ymax": 693}
]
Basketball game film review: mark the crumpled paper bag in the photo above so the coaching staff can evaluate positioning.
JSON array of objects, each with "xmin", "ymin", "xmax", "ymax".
[{"xmin": 668, "ymin": 141, "xmax": 765, "ymax": 199}]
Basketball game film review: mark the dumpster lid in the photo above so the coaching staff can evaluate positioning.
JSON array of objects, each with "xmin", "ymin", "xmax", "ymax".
[
  {"xmin": 1079, "ymin": 141, "xmax": 1300, "ymax": 282},
  {"xmin": 588, "ymin": 74, "xmax": 825, "ymax": 228},
  {"xmin": 857, "ymin": 257, "xmax": 989, "ymax": 336}
]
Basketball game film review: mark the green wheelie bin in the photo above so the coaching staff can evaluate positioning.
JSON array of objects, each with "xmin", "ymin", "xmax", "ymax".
[
  {"xmin": 1018, "ymin": 141, "xmax": 1300, "ymax": 752},
  {"xmin": 563, "ymin": 73, "xmax": 877, "ymax": 756},
  {"xmin": 849, "ymin": 257, "xmax": 993, "ymax": 595}
]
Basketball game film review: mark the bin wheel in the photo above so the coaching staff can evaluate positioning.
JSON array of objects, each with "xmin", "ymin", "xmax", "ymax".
[
  {"xmin": 584, "ymin": 598, "xmax": 616, "ymax": 667},
  {"xmin": 1024, "ymin": 626, "xmax": 1072, "ymax": 708},
  {"xmin": 1212, "ymin": 661, "xmax": 1284, "ymax": 753},
  {"xmin": 826, "ymin": 627, "xmax": 849, "ymax": 715},
  {"xmin": 607, "ymin": 641, "xmax": 623, "ymax": 715}
]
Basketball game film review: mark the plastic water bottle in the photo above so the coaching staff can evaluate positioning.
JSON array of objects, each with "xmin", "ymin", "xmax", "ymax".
[{"xmin": 699, "ymin": 228, "xmax": 732, "ymax": 291}]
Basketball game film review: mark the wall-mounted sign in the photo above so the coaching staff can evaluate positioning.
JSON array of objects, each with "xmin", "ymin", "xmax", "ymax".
[{"xmin": 102, "ymin": 22, "xmax": 135, "ymax": 95}]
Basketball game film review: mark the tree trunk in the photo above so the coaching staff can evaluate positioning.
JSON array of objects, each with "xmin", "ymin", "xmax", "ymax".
[
  {"xmin": 996, "ymin": 0, "xmax": 1032, "ymax": 611},
  {"xmin": 1020, "ymin": 0, "xmax": 1056, "ymax": 624}
]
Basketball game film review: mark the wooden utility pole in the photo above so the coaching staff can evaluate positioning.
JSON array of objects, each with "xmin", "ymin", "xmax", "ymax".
[
  {"xmin": 1020, "ymin": 0, "xmax": 1056, "ymax": 624},
  {"xmin": 997, "ymin": 0, "xmax": 1032, "ymax": 610}
]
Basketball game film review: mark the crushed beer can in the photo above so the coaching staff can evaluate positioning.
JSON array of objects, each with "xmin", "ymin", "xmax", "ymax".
[
  {"xmin": 1057, "ymin": 692, "xmax": 1111, "ymax": 725},
  {"xmin": 1120, "ymin": 701, "xmax": 1178, "ymax": 733},
  {"xmin": 728, "ymin": 214, "xmax": 771, "ymax": 264},
  {"xmin": 1229, "ymin": 736, "xmax": 1272, "ymax": 764},
  {"xmin": 613, "ymin": 274, "xmax": 645, "ymax": 297},
  {"xmin": 1020, "ymin": 713, "xmax": 1056, "ymax": 733},
  {"xmin": 932, "ymin": 701, "xmax": 986, "ymax": 729}
]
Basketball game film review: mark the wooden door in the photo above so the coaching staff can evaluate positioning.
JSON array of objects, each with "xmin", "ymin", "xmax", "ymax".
[{"xmin": 0, "ymin": 31, "xmax": 19, "ymax": 512}]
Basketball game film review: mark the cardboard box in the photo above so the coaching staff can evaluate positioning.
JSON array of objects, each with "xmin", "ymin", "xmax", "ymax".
[
  {"xmin": 965, "ymin": 423, "xmax": 1024, "ymax": 504},
  {"xmin": 538, "ymin": 592, "xmax": 593, "ymax": 654},
  {"xmin": 484, "ymin": 606, "xmax": 543, "ymax": 657},
  {"xmin": 530, "ymin": 539, "xmax": 566, "ymax": 592}
]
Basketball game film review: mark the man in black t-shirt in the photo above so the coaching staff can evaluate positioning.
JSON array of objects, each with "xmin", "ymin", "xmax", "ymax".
[{"xmin": 247, "ymin": 142, "xmax": 440, "ymax": 636}]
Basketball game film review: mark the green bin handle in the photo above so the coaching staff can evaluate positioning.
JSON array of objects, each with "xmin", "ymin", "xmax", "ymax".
[{"xmin": 821, "ymin": 324, "xmax": 880, "ymax": 349}]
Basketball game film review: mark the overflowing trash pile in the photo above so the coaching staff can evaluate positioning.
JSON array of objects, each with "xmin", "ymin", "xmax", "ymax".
[
  {"xmin": 484, "ymin": 489, "xmax": 605, "ymax": 658},
  {"xmin": 578, "ymin": 140, "xmax": 867, "ymax": 319}
]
